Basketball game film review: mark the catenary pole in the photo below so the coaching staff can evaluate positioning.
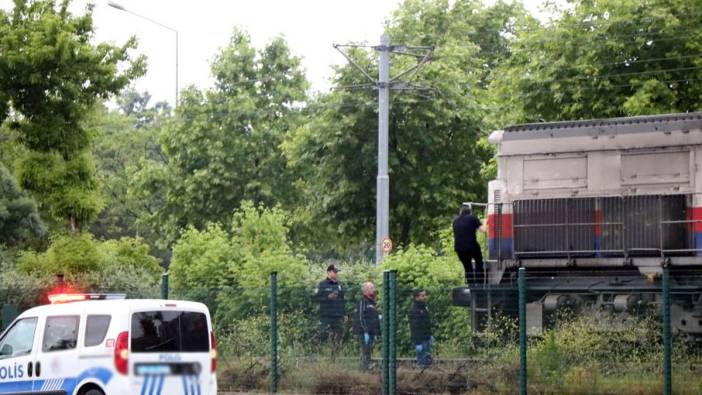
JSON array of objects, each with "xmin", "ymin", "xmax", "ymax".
[
  {"xmin": 376, "ymin": 33, "xmax": 390, "ymax": 265},
  {"xmin": 333, "ymin": 34, "xmax": 434, "ymax": 265}
]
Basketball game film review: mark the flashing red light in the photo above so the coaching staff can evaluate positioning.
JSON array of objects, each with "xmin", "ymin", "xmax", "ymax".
[
  {"xmin": 48, "ymin": 294, "xmax": 87, "ymax": 304},
  {"xmin": 46, "ymin": 293, "xmax": 126, "ymax": 304},
  {"xmin": 114, "ymin": 331, "xmax": 129, "ymax": 375},
  {"xmin": 210, "ymin": 331, "xmax": 217, "ymax": 372}
]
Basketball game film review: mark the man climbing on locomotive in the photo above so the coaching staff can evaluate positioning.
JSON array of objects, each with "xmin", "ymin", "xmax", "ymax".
[{"xmin": 453, "ymin": 203, "xmax": 487, "ymax": 286}]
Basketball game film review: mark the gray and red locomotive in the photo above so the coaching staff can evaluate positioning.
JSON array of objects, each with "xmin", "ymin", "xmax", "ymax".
[{"xmin": 454, "ymin": 112, "xmax": 702, "ymax": 339}]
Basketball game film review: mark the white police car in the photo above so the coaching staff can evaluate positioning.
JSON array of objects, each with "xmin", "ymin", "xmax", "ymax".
[{"xmin": 0, "ymin": 294, "xmax": 217, "ymax": 395}]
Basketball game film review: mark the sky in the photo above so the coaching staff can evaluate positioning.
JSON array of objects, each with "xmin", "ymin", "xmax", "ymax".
[{"xmin": 0, "ymin": 0, "xmax": 552, "ymax": 107}]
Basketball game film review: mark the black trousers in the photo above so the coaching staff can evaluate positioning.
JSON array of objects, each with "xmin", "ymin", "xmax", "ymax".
[
  {"xmin": 319, "ymin": 318, "xmax": 343, "ymax": 345},
  {"xmin": 456, "ymin": 247, "xmax": 484, "ymax": 285}
]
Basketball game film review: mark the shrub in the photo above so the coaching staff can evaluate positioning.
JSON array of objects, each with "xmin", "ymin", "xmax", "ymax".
[
  {"xmin": 12, "ymin": 234, "xmax": 160, "ymax": 301},
  {"xmin": 18, "ymin": 233, "xmax": 101, "ymax": 274}
]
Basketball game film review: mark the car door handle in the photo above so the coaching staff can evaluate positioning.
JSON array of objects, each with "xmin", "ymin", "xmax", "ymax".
[
  {"xmin": 27, "ymin": 362, "xmax": 32, "ymax": 377},
  {"xmin": 35, "ymin": 361, "xmax": 41, "ymax": 377}
]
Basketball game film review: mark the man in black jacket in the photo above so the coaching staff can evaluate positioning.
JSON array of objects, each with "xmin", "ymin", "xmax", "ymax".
[
  {"xmin": 313, "ymin": 264, "xmax": 345, "ymax": 347},
  {"xmin": 408, "ymin": 289, "xmax": 433, "ymax": 368},
  {"xmin": 453, "ymin": 204, "xmax": 487, "ymax": 286},
  {"xmin": 352, "ymin": 281, "xmax": 380, "ymax": 370}
]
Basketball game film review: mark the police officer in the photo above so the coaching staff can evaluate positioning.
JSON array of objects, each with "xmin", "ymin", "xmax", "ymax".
[
  {"xmin": 352, "ymin": 281, "xmax": 381, "ymax": 370},
  {"xmin": 313, "ymin": 264, "xmax": 345, "ymax": 346},
  {"xmin": 408, "ymin": 289, "xmax": 433, "ymax": 368}
]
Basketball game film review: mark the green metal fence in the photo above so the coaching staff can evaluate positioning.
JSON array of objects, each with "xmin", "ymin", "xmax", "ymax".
[{"xmin": 1, "ymin": 268, "xmax": 701, "ymax": 394}]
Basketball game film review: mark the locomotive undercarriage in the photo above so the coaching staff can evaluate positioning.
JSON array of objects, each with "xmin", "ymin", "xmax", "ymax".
[{"xmin": 453, "ymin": 263, "xmax": 702, "ymax": 340}]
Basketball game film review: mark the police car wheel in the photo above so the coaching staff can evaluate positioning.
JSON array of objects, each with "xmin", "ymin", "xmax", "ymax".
[{"xmin": 82, "ymin": 390, "xmax": 104, "ymax": 395}]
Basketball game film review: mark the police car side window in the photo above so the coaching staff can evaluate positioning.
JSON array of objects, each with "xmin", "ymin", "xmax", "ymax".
[
  {"xmin": 42, "ymin": 316, "xmax": 79, "ymax": 352},
  {"xmin": 85, "ymin": 315, "xmax": 111, "ymax": 347},
  {"xmin": 0, "ymin": 318, "xmax": 38, "ymax": 359}
]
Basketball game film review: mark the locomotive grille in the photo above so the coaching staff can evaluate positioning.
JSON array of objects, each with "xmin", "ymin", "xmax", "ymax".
[{"xmin": 512, "ymin": 195, "xmax": 690, "ymax": 258}]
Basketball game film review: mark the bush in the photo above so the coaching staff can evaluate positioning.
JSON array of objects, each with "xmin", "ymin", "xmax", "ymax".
[
  {"xmin": 12, "ymin": 234, "xmax": 160, "ymax": 300},
  {"xmin": 171, "ymin": 223, "xmax": 236, "ymax": 304},
  {"xmin": 18, "ymin": 233, "xmax": 101, "ymax": 274}
]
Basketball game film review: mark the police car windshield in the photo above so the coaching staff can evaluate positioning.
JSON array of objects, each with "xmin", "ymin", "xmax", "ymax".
[{"xmin": 131, "ymin": 311, "xmax": 209, "ymax": 353}]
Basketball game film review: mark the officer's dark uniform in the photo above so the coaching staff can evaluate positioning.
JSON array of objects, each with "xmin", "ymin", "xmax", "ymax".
[
  {"xmin": 408, "ymin": 298, "xmax": 432, "ymax": 367},
  {"xmin": 352, "ymin": 293, "xmax": 381, "ymax": 370},
  {"xmin": 313, "ymin": 267, "xmax": 345, "ymax": 344}
]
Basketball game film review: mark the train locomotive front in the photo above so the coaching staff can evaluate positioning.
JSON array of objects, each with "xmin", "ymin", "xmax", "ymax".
[{"xmin": 453, "ymin": 112, "xmax": 702, "ymax": 339}]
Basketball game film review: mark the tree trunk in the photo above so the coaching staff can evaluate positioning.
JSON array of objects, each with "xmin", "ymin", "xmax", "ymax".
[{"xmin": 69, "ymin": 215, "xmax": 80, "ymax": 234}]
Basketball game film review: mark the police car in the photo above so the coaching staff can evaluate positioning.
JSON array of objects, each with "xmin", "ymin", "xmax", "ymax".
[{"xmin": 0, "ymin": 294, "xmax": 217, "ymax": 395}]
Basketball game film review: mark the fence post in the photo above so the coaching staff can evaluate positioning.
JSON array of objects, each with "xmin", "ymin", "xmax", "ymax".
[
  {"xmin": 518, "ymin": 267, "xmax": 527, "ymax": 395},
  {"xmin": 382, "ymin": 271, "xmax": 390, "ymax": 395},
  {"xmin": 161, "ymin": 272, "xmax": 169, "ymax": 300},
  {"xmin": 270, "ymin": 272, "xmax": 278, "ymax": 394},
  {"xmin": 389, "ymin": 270, "xmax": 397, "ymax": 395},
  {"xmin": 662, "ymin": 265, "xmax": 672, "ymax": 395}
]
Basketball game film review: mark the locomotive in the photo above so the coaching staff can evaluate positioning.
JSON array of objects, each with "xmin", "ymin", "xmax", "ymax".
[{"xmin": 452, "ymin": 112, "xmax": 702, "ymax": 339}]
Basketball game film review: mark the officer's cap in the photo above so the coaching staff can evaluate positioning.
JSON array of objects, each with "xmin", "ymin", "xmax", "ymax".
[{"xmin": 326, "ymin": 264, "xmax": 340, "ymax": 273}]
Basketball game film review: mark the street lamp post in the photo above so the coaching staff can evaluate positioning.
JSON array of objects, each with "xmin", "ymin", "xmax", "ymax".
[{"xmin": 107, "ymin": 1, "xmax": 179, "ymax": 107}]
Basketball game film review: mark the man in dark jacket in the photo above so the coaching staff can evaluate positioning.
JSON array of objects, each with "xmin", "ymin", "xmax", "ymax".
[
  {"xmin": 352, "ymin": 281, "xmax": 380, "ymax": 370},
  {"xmin": 408, "ymin": 289, "xmax": 433, "ymax": 368},
  {"xmin": 313, "ymin": 264, "xmax": 345, "ymax": 346},
  {"xmin": 453, "ymin": 204, "xmax": 487, "ymax": 286}
]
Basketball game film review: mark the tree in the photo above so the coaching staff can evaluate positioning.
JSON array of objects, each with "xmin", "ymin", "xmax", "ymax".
[
  {"xmin": 0, "ymin": 0, "xmax": 145, "ymax": 232},
  {"xmin": 137, "ymin": 30, "xmax": 309, "ymax": 244},
  {"xmin": 170, "ymin": 201, "xmax": 309, "ymax": 319},
  {"xmin": 283, "ymin": 0, "xmax": 523, "ymax": 250},
  {"xmin": 492, "ymin": 0, "xmax": 702, "ymax": 124},
  {"xmin": 89, "ymin": 91, "xmax": 170, "ymax": 247},
  {"xmin": 0, "ymin": 163, "xmax": 45, "ymax": 246}
]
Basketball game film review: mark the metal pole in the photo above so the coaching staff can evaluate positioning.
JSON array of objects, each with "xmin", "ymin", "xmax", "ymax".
[
  {"xmin": 662, "ymin": 265, "xmax": 672, "ymax": 395},
  {"xmin": 382, "ymin": 271, "xmax": 390, "ymax": 395},
  {"xmin": 270, "ymin": 272, "xmax": 278, "ymax": 393},
  {"xmin": 107, "ymin": 2, "xmax": 178, "ymax": 108},
  {"xmin": 518, "ymin": 267, "xmax": 527, "ymax": 395},
  {"xmin": 376, "ymin": 32, "xmax": 390, "ymax": 265},
  {"xmin": 389, "ymin": 270, "xmax": 397, "ymax": 394},
  {"xmin": 161, "ymin": 272, "xmax": 169, "ymax": 299}
]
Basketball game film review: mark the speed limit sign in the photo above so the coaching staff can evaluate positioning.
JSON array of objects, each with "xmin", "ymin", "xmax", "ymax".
[{"xmin": 381, "ymin": 237, "xmax": 393, "ymax": 254}]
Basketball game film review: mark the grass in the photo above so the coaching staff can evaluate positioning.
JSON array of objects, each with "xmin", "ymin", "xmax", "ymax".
[
  {"xmin": 215, "ymin": 313, "xmax": 702, "ymax": 394},
  {"xmin": 216, "ymin": 356, "xmax": 702, "ymax": 394}
]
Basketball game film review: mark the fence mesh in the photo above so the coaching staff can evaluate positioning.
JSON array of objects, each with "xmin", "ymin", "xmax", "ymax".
[{"xmin": 2, "ymin": 269, "xmax": 702, "ymax": 394}]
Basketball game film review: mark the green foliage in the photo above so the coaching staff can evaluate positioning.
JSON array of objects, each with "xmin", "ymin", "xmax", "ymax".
[
  {"xmin": 18, "ymin": 233, "xmax": 101, "ymax": 274},
  {"xmin": 284, "ymin": 0, "xmax": 519, "ymax": 250},
  {"xmin": 0, "ymin": 0, "xmax": 146, "ymax": 231},
  {"xmin": 171, "ymin": 201, "xmax": 311, "ymax": 323},
  {"xmin": 15, "ymin": 233, "xmax": 160, "ymax": 295},
  {"xmin": 138, "ymin": 31, "xmax": 309, "ymax": 244},
  {"xmin": 89, "ymin": 95, "xmax": 169, "ymax": 246},
  {"xmin": 381, "ymin": 244, "xmax": 463, "ymax": 288},
  {"xmin": 0, "ymin": 163, "xmax": 45, "ymax": 246},
  {"xmin": 493, "ymin": 0, "xmax": 702, "ymax": 124},
  {"xmin": 171, "ymin": 223, "xmax": 236, "ymax": 293},
  {"xmin": 232, "ymin": 202, "xmax": 309, "ymax": 289},
  {"xmin": 100, "ymin": 237, "xmax": 162, "ymax": 277},
  {"xmin": 17, "ymin": 151, "xmax": 104, "ymax": 227}
]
